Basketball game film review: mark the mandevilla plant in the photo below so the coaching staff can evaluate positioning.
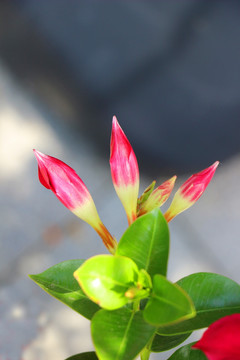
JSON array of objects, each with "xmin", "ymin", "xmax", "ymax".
[{"xmin": 31, "ymin": 116, "xmax": 240, "ymax": 360}]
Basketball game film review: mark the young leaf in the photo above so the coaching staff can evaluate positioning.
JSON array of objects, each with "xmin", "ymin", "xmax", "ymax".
[
  {"xmin": 74, "ymin": 255, "xmax": 139, "ymax": 310},
  {"xmin": 65, "ymin": 352, "xmax": 98, "ymax": 360},
  {"xmin": 91, "ymin": 308, "xmax": 156, "ymax": 360},
  {"xmin": 167, "ymin": 343, "xmax": 207, "ymax": 360},
  {"xmin": 158, "ymin": 272, "xmax": 240, "ymax": 335},
  {"xmin": 144, "ymin": 274, "xmax": 196, "ymax": 326},
  {"xmin": 116, "ymin": 209, "xmax": 169, "ymax": 277},
  {"xmin": 29, "ymin": 259, "xmax": 99, "ymax": 320},
  {"xmin": 151, "ymin": 332, "xmax": 192, "ymax": 352},
  {"xmin": 138, "ymin": 269, "xmax": 152, "ymax": 289}
]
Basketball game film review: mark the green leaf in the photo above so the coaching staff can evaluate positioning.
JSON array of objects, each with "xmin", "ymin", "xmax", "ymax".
[
  {"xmin": 29, "ymin": 259, "xmax": 99, "ymax": 320},
  {"xmin": 144, "ymin": 274, "xmax": 196, "ymax": 326},
  {"xmin": 151, "ymin": 333, "xmax": 192, "ymax": 352},
  {"xmin": 158, "ymin": 272, "xmax": 240, "ymax": 335},
  {"xmin": 74, "ymin": 255, "xmax": 139, "ymax": 310},
  {"xmin": 65, "ymin": 352, "xmax": 98, "ymax": 360},
  {"xmin": 167, "ymin": 343, "xmax": 207, "ymax": 360},
  {"xmin": 116, "ymin": 209, "xmax": 169, "ymax": 277},
  {"xmin": 91, "ymin": 308, "xmax": 156, "ymax": 360}
]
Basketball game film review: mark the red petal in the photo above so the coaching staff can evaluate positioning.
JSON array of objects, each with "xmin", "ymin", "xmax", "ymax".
[{"xmin": 193, "ymin": 314, "xmax": 240, "ymax": 360}]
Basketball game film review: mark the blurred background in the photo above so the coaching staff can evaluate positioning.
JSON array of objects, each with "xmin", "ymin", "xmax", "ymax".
[{"xmin": 0, "ymin": 1, "xmax": 240, "ymax": 359}]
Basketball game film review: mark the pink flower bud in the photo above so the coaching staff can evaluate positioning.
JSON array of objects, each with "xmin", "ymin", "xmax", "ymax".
[
  {"xmin": 110, "ymin": 116, "xmax": 139, "ymax": 225},
  {"xmin": 164, "ymin": 161, "xmax": 219, "ymax": 222},
  {"xmin": 138, "ymin": 176, "xmax": 176, "ymax": 217},
  {"xmin": 192, "ymin": 314, "xmax": 240, "ymax": 360},
  {"xmin": 33, "ymin": 150, "xmax": 117, "ymax": 253}
]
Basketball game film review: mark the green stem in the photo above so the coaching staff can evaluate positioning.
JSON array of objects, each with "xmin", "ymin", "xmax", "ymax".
[
  {"xmin": 133, "ymin": 299, "xmax": 140, "ymax": 312},
  {"xmin": 140, "ymin": 347, "xmax": 151, "ymax": 360},
  {"xmin": 140, "ymin": 333, "xmax": 155, "ymax": 360}
]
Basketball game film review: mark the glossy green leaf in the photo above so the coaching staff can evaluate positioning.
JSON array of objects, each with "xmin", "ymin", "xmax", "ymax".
[
  {"xmin": 74, "ymin": 255, "xmax": 139, "ymax": 310},
  {"xmin": 144, "ymin": 275, "xmax": 196, "ymax": 326},
  {"xmin": 29, "ymin": 260, "xmax": 99, "ymax": 320},
  {"xmin": 151, "ymin": 332, "xmax": 192, "ymax": 352},
  {"xmin": 167, "ymin": 343, "xmax": 207, "ymax": 360},
  {"xmin": 65, "ymin": 352, "xmax": 98, "ymax": 360},
  {"xmin": 116, "ymin": 209, "xmax": 169, "ymax": 277},
  {"xmin": 158, "ymin": 272, "xmax": 240, "ymax": 335},
  {"xmin": 91, "ymin": 308, "xmax": 156, "ymax": 360}
]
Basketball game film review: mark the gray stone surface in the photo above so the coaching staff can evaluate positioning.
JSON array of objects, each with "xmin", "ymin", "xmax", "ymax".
[{"xmin": 0, "ymin": 63, "xmax": 239, "ymax": 359}]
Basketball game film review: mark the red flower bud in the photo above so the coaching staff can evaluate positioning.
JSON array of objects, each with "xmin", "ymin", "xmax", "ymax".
[
  {"xmin": 110, "ymin": 116, "xmax": 139, "ymax": 225},
  {"xmin": 138, "ymin": 176, "xmax": 176, "ymax": 217},
  {"xmin": 34, "ymin": 150, "xmax": 117, "ymax": 253},
  {"xmin": 164, "ymin": 161, "xmax": 219, "ymax": 222}
]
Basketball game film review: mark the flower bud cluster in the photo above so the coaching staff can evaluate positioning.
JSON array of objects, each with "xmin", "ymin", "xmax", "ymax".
[{"xmin": 34, "ymin": 117, "xmax": 218, "ymax": 253}]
